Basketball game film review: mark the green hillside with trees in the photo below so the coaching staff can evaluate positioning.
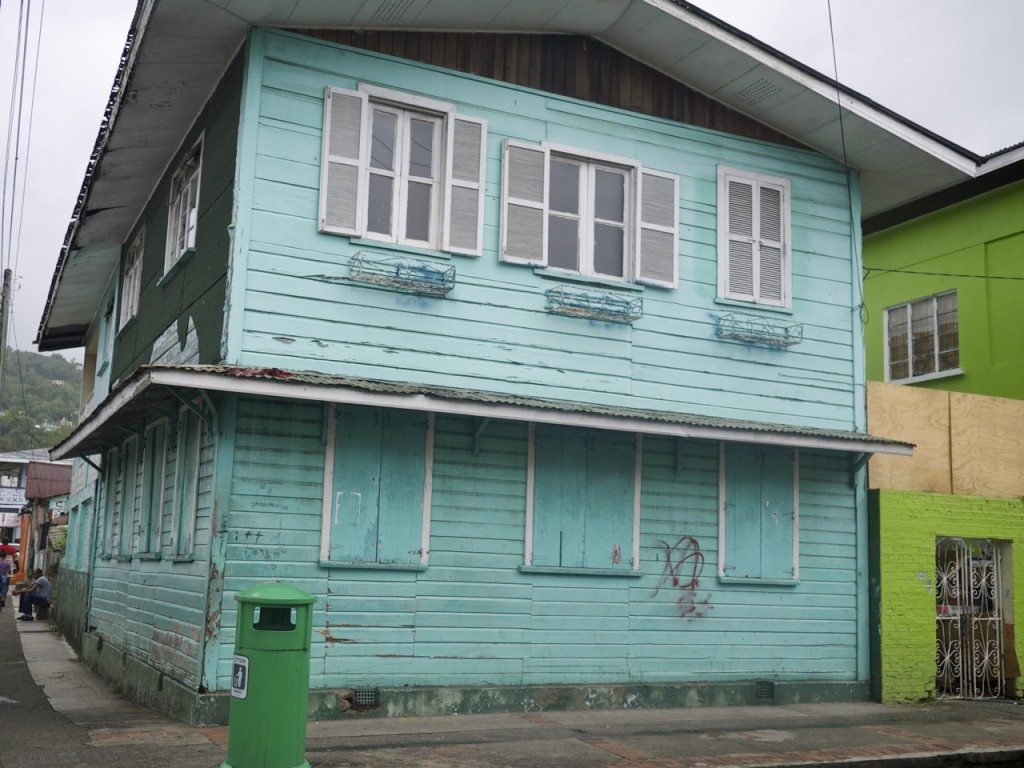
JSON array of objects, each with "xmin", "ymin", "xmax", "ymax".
[{"xmin": 0, "ymin": 348, "xmax": 82, "ymax": 452}]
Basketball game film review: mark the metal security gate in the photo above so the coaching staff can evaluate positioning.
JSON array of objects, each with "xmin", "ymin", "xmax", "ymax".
[{"xmin": 935, "ymin": 537, "xmax": 1004, "ymax": 699}]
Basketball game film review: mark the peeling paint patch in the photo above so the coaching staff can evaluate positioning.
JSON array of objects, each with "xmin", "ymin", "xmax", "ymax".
[{"xmin": 317, "ymin": 627, "xmax": 358, "ymax": 644}]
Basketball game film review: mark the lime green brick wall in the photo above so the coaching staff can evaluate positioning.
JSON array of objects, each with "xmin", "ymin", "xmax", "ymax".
[{"xmin": 872, "ymin": 490, "xmax": 1024, "ymax": 702}]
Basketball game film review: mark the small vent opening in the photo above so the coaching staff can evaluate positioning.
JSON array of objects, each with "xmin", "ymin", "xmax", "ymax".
[
  {"xmin": 353, "ymin": 687, "xmax": 380, "ymax": 709},
  {"xmin": 371, "ymin": 0, "xmax": 418, "ymax": 21},
  {"xmin": 732, "ymin": 78, "xmax": 784, "ymax": 107},
  {"xmin": 754, "ymin": 680, "xmax": 775, "ymax": 701}
]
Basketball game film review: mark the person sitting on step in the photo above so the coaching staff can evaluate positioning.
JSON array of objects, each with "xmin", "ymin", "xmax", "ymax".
[{"xmin": 13, "ymin": 569, "xmax": 52, "ymax": 621}]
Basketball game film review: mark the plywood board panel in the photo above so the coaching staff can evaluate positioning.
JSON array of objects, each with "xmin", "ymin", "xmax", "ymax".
[
  {"xmin": 950, "ymin": 391, "xmax": 1024, "ymax": 498},
  {"xmin": 867, "ymin": 382, "xmax": 951, "ymax": 493}
]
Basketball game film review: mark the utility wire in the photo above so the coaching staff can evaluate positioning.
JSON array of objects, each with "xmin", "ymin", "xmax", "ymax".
[
  {"xmin": 864, "ymin": 266, "xmax": 1024, "ymax": 281},
  {"xmin": 1, "ymin": 0, "xmax": 28, "ymax": 273},
  {"xmin": 12, "ymin": 0, "xmax": 45, "ymax": 279}
]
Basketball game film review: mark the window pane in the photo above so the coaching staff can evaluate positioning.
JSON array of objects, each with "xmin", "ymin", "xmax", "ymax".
[
  {"xmin": 594, "ymin": 169, "xmax": 625, "ymax": 223},
  {"xmin": 367, "ymin": 174, "xmax": 393, "ymax": 235},
  {"xmin": 936, "ymin": 292, "xmax": 959, "ymax": 371},
  {"xmin": 887, "ymin": 305, "xmax": 909, "ymax": 380},
  {"xmin": 911, "ymin": 299, "xmax": 936, "ymax": 377},
  {"xmin": 548, "ymin": 215, "xmax": 579, "ymax": 270},
  {"xmin": 405, "ymin": 181, "xmax": 431, "ymax": 242},
  {"xmin": 408, "ymin": 118, "xmax": 435, "ymax": 179},
  {"xmin": 594, "ymin": 223, "xmax": 624, "ymax": 277},
  {"xmin": 549, "ymin": 159, "xmax": 579, "ymax": 214},
  {"xmin": 370, "ymin": 109, "xmax": 396, "ymax": 171}
]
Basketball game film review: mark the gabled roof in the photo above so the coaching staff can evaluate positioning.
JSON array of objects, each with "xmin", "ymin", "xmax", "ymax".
[{"xmin": 37, "ymin": 0, "xmax": 1014, "ymax": 351}]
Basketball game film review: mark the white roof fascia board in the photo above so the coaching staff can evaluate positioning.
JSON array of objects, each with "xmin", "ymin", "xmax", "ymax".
[
  {"xmin": 978, "ymin": 144, "xmax": 1024, "ymax": 174},
  {"xmin": 639, "ymin": 0, "xmax": 978, "ymax": 177},
  {"xmin": 49, "ymin": 372, "xmax": 154, "ymax": 461},
  {"xmin": 142, "ymin": 368, "xmax": 912, "ymax": 456}
]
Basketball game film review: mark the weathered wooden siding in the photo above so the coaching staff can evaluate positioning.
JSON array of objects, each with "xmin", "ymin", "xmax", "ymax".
[
  {"xmin": 295, "ymin": 31, "xmax": 803, "ymax": 148},
  {"xmin": 230, "ymin": 30, "xmax": 858, "ymax": 431},
  {"xmin": 109, "ymin": 53, "xmax": 242, "ymax": 387},
  {"xmin": 87, "ymin": 418, "xmax": 216, "ymax": 688},
  {"xmin": 217, "ymin": 397, "xmax": 859, "ymax": 691}
]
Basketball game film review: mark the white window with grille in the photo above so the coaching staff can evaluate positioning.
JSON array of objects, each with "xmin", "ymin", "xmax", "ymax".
[
  {"xmin": 319, "ymin": 85, "xmax": 487, "ymax": 256},
  {"xmin": 716, "ymin": 166, "xmax": 791, "ymax": 308},
  {"xmin": 165, "ymin": 140, "xmax": 202, "ymax": 271},
  {"xmin": 500, "ymin": 140, "xmax": 678, "ymax": 288},
  {"xmin": 884, "ymin": 291, "xmax": 960, "ymax": 383},
  {"xmin": 119, "ymin": 228, "xmax": 144, "ymax": 329}
]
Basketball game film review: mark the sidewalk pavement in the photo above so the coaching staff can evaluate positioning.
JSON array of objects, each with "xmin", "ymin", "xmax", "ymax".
[{"xmin": 3, "ymin": 609, "xmax": 1024, "ymax": 768}]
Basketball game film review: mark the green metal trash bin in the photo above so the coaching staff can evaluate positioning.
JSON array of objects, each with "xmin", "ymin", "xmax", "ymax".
[{"xmin": 221, "ymin": 582, "xmax": 316, "ymax": 768}]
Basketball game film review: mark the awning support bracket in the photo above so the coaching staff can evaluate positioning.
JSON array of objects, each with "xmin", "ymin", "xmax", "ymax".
[{"xmin": 473, "ymin": 417, "xmax": 491, "ymax": 454}]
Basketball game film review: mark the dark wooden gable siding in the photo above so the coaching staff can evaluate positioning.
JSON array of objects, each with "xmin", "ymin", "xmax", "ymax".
[{"xmin": 293, "ymin": 31, "xmax": 803, "ymax": 147}]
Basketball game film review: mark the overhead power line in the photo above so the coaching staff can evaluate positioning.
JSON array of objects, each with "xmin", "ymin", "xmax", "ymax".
[{"xmin": 864, "ymin": 266, "xmax": 1024, "ymax": 281}]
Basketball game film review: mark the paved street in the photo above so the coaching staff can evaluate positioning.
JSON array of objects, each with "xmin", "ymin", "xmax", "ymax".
[{"xmin": 3, "ymin": 609, "xmax": 1024, "ymax": 767}]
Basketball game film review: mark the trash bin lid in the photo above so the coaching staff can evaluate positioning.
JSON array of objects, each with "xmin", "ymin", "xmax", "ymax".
[{"xmin": 234, "ymin": 581, "xmax": 316, "ymax": 606}]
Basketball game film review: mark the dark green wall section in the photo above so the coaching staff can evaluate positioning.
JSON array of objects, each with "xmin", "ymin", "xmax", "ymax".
[{"xmin": 110, "ymin": 52, "xmax": 242, "ymax": 384}]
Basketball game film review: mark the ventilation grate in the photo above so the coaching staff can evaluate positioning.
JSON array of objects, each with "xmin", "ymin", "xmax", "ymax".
[
  {"xmin": 353, "ymin": 688, "xmax": 380, "ymax": 709},
  {"xmin": 732, "ymin": 78, "xmax": 784, "ymax": 107},
  {"xmin": 371, "ymin": 0, "xmax": 418, "ymax": 21},
  {"xmin": 754, "ymin": 680, "xmax": 775, "ymax": 701}
]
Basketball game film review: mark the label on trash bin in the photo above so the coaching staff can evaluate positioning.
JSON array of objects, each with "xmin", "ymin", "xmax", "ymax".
[{"xmin": 231, "ymin": 654, "xmax": 249, "ymax": 699}]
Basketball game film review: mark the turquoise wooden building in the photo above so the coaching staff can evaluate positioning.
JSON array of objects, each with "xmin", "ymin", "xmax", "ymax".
[{"xmin": 40, "ymin": 1, "xmax": 989, "ymax": 724}]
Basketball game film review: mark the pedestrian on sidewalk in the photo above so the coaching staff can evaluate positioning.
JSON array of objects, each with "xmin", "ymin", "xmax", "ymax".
[
  {"xmin": 0, "ymin": 552, "xmax": 10, "ymax": 613},
  {"xmin": 13, "ymin": 569, "xmax": 51, "ymax": 621}
]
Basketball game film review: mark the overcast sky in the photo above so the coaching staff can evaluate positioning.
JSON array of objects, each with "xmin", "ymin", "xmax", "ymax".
[{"xmin": 0, "ymin": 0, "xmax": 1021, "ymax": 363}]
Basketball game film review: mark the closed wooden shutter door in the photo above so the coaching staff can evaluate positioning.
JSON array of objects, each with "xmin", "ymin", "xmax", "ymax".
[
  {"xmin": 444, "ymin": 114, "xmax": 487, "ymax": 255},
  {"xmin": 636, "ymin": 169, "xmax": 678, "ymax": 288},
  {"xmin": 319, "ymin": 87, "xmax": 367, "ymax": 235},
  {"xmin": 501, "ymin": 140, "xmax": 547, "ymax": 265}
]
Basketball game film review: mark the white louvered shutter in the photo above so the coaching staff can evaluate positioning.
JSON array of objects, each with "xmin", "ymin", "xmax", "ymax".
[
  {"xmin": 636, "ymin": 169, "xmax": 678, "ymax": 288},
  {"xmin": 443, "ymin": 114, "xmax": 487, "ymax": 256},
  {"xmin": 757, "ymin": 183, "xmax": 785, "ymax": 305},
  {"xmin": 500, "ymin": 139, "xmax": 547, "ymax": 265},
  {"xmin": 725, "ymin": 177, "xmax": 755, "ymax": 300},
  {"xmin": 319, "ymin": 87, "xmax": 368, "ymax": 236}
]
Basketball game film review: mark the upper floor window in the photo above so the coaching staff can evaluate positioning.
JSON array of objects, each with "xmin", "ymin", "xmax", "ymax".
[
  {"xmin": 501, "ymin": 140, "xmax": 678, "ymax": 288},
  {"xmin": 885, "ymin": 291, "xmax": 959, "ymax": 383},
  {"xmin": 118, "ymin": 228, "xmax": 144, "ymax": 329},
  {"xmin": 717, "ymin": 166, "xmax": 791, "ymax": 308},
  {"xmin": 320, "ymin": 85, "xmax": 487, "ymax": 256},
  {"xmin": 165, "ymin": 140, "xmax": 202, "ymax": 271}
]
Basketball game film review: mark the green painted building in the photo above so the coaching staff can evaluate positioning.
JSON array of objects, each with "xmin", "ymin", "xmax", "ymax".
[{"xmin": 864, "ymin": 161, "xmax": 1024, "ymax": 703}]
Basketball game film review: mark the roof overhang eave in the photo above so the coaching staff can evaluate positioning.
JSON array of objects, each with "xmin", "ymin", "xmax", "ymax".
[{"xmin": 51, "ymin": 366, "xmax": 913, "ymax": 461}]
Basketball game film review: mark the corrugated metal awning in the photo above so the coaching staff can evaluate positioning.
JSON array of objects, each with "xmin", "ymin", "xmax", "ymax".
[{"xmin": 51, "ymin": 364, "xmax": 913, "ymax": 459}]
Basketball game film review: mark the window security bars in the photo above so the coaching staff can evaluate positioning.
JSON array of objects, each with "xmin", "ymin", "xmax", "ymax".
[{"xmin": 936, "ymin": 537, "xmax": 1003, "ymax": 700}]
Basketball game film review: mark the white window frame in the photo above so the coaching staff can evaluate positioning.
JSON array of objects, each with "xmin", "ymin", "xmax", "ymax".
[
  {"xmin": 883, "ymin": 290, "xmax": 961, "ymax": 384},
  {"xmin": 359, "ymin": 87, "xmax": 453, "ymax": 252},
  {"xmin": 362, "ymin": 102, "xmax": 444, "ymax": 250},
  {"xmin": 119, "ymin": 228, "xmax": 145, "ymax": 329},
  {"xmin": 523, "ymin": 423, "xmax": 642, "ymax": 571},
  {"xmin": 319, "ymin": 404, "xmax": 435, "ymax": 567},
  {"xmin": 716, "ymin": 165, "xmax": 792, "ymax": 308},
  {"xmin": 164, "ymin": 138, "xmax": 203, "ymax": 272},
  {"xmin": 717, "ymin": 443, "xmax": 800, "ymax": 583},
  {"xmin": 545, "ymin": 148, "xmax": 636, "ymax": 282}
]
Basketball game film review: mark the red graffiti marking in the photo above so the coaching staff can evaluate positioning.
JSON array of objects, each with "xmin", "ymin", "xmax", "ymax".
[{"xmin": 652, "ymin": 536, "xmax": 708, "ymax": 618}]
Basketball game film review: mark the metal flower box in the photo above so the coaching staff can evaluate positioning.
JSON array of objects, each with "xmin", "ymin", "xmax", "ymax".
[
  {"xmin": 545, "ymin": 285, "xmax": 643, "ymax": 324},
  {"xmin": 714, "ymin": 312, "xmax": 804, "ymax": 347},
  {"xmin": 348, "ymin": 252, "xmax": 455, "ymax": 297}
]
